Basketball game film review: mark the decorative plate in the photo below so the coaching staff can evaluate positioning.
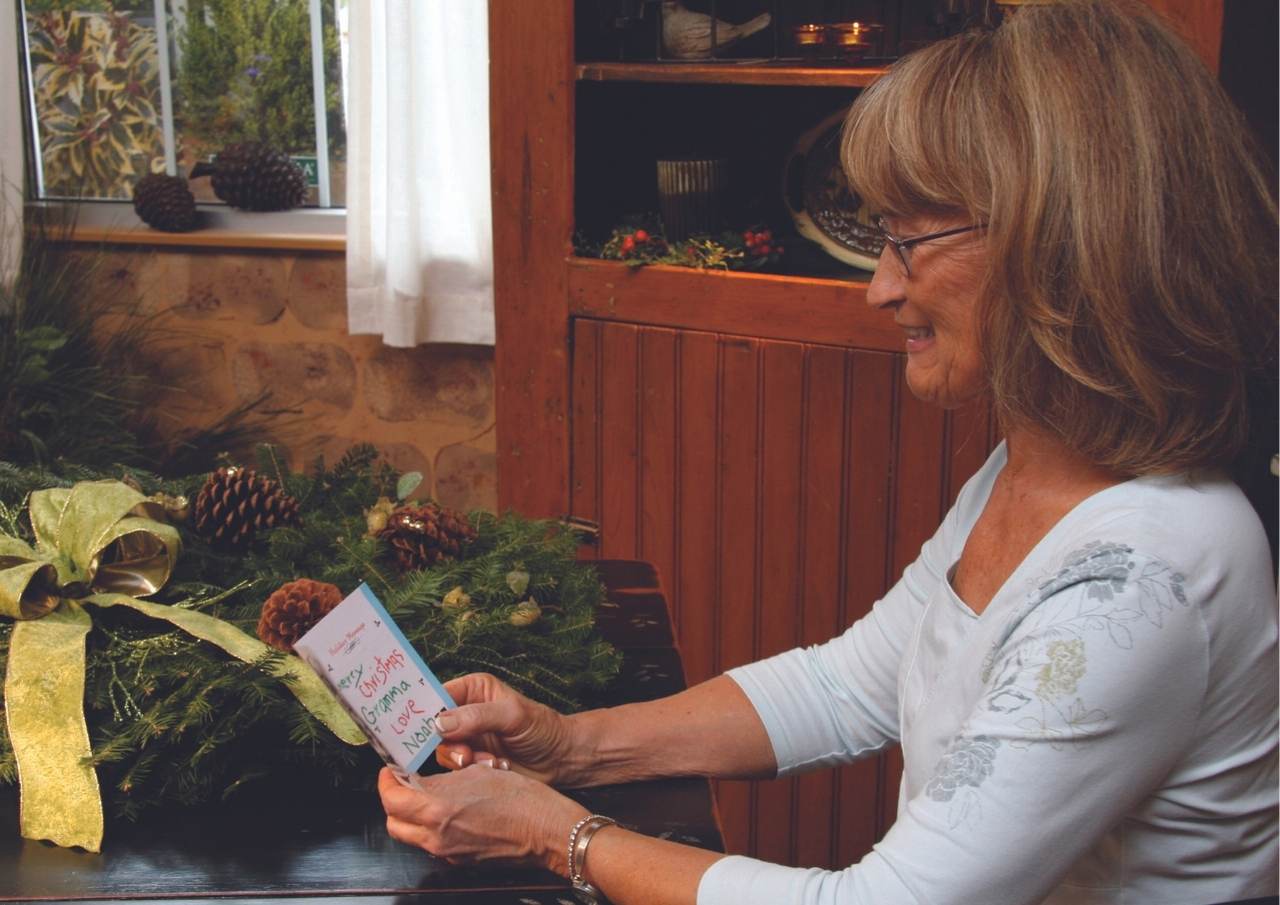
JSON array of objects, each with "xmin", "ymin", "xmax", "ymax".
[{"xmin": 783, "ymin": 109, "xmax": 883, "ymax": 271}]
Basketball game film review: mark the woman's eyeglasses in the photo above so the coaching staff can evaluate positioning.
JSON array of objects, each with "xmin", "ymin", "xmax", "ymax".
[{"xmin": 872, "ymin": 215, "xmax": 986, "ymax": 277}]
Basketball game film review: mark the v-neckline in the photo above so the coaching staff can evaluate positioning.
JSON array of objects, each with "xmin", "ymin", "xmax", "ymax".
[{"xmin": 943, "ymin": 444, "xmax": 1143, "ymax": 619}]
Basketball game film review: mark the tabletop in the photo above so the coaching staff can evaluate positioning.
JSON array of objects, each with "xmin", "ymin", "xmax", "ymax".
[{"xmin": 0, "ymin": 560, "xmax": 723, "ymax": 904}]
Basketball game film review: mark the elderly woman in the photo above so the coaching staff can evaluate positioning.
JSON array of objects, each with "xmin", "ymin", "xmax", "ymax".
[{"xmin": 378, "ymin": 2, "xmax": 1278, "ymax": 903}]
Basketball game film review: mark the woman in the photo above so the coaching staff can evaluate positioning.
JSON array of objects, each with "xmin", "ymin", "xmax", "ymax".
[{"xmin": 379, "ymin": 2, "xmax": 1278, "ymax": 903}]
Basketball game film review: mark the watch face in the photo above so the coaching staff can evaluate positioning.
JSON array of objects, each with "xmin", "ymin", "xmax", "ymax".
[{"xmin": 573, "ymin": 881, "xmax": 604, "ymax": 904}]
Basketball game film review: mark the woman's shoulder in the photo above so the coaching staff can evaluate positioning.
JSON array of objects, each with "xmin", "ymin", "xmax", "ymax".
[
  {"xmin": 1076, "ymin": 470, "xmax": 1268, "ymax": 569},
  {"xmin": 1016, "ymin": 470, "xmax": 1273, "ymax": 633}
]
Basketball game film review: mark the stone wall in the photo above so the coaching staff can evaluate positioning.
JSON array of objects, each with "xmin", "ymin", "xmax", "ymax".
[{"xmin": 93, "ymin": 245, "xmax": 497, "ymax": 513}]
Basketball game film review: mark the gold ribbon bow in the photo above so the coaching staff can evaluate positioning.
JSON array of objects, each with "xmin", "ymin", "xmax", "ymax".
[{"xmin": 0, "ymin": 481, "xmax": 363, "ymax": 852}]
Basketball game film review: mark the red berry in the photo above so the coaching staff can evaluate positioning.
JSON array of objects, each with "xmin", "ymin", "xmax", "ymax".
[
  {"xmin": 634, "ymin": 229, "xmax": 649, "ymax": 243},
  {"xmin": 621, "ymin": 236, "xmax": 636, "ymax": 253},
  {"xmin": 743, "ymin": 230, "xmax": 756, "ymax": 245},
  {"xmin": 757, "ymin": 245, "xmax": 772, "ymax": 256},
  {"xmin": 760, "ymin": 229, "xmax": 773, "ymax": 242},
  {"xmin": 775, "ymin": 246, "xmax": 785, "ymax": 255}
]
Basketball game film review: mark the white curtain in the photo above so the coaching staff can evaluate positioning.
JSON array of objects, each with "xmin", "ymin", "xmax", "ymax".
[
  {"xmin": 345, "ymin": 1, "xmax": 494, "ymax": 347},
  {"xmin": 1, "ymin": 0, "xmax": 23, "ymax": 288}
]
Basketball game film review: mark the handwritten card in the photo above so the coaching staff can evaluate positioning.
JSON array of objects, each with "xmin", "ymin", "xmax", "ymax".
[{"xmin": 293, "ymin": 583, "xmax": 455, "ymax": 776}]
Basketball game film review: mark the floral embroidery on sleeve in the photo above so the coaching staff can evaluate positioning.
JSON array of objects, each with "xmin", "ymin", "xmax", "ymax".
[
  {"xmin": 961, "ymin": 542, "xmax": 1190, "ymax": 764},
  {"xmin": 980, "ymin": 541, "xmax": 1188, "ymax": 684},
  {"xmin": 1036, "ymin": 639, "xmax": 1086, "ymax": 698},
  {"xmin": 924, "ymin": 735, "xmax": 1002, "ymax": 828}
]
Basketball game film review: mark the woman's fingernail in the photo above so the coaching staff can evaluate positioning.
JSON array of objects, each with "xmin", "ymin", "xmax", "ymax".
[
  {"xmin": 497, "ymin": 758, "xmax": 510, "ymax": 771},
  {"xmin": 451, "ymin": 751, "xmax": 464, "ymax": 768},
  {"xmin": 437, "ymin": 713, "xmax": 458, "ymax": 732},
  {"xmin": 478, "ymin": 756, "xmax": 494, "ymax": 767}
]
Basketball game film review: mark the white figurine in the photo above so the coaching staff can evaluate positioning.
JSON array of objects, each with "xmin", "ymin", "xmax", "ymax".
[{"xmin": 661, "ymin": 1, "xmax": 772, "ymax": 59}]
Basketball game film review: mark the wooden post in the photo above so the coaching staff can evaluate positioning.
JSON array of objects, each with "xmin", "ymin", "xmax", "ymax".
[{"xmin": 489, "ymin": 1, "xmax": 576, "ymax": 517}]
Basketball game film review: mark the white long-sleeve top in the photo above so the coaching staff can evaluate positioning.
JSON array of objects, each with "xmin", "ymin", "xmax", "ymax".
[{"xmin": 700, "ymin": 444, "xmax": 1278, "ymax": 905}]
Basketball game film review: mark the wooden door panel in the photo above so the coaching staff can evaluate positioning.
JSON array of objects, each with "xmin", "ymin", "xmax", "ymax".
[
  {"xmin": 789, "ymin": 345, "xmax": 848, "ymax": 867},
  {"xmin": 570, "ymin": 318, "xmax": 997, "ymax": 865},
  {"xmin": 833, "ymin": 351, "xmax": 897, "ymax": 852},
  {"xmin": 675, "ymin": 330, "xmax": 720, "ymax": 689},
  {"xmin": 600, "ymin": 324, "xmax": 641, "ymax": 558},
  {"xmin": 713, "ymin": 338, "xmax": 762, "ymax": 854},
  {"xmin": 639, "ymin": 329, "xmax": 679, "ymax": 616},
  {"xmin": 753, "ymin": 342, "xmax": 806, "ymax": 864}
]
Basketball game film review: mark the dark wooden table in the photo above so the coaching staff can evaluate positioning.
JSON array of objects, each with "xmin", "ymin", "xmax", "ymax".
[{"xmin": 0, "ymin": 560, "xmax": 723, "ymax": 904}]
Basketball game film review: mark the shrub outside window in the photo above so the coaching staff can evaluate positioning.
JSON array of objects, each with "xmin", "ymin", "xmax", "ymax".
[{"xmin": 19, "ymin": 0, "xmax": 347, "ymax": 209}]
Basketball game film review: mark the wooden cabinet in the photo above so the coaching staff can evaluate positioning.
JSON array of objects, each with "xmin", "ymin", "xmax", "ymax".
[{"xmin": 488, "ymin": 1, "xmax": 1222, "ymax": 865}]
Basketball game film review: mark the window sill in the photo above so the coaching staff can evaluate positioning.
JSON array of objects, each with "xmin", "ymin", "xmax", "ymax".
[{"xmin": 28, "ymin": 201, "xmax": 346, "ymax": 253}]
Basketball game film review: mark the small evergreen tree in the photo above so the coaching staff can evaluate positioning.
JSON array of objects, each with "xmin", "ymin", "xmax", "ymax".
[{"xmin": 176, "ymin": 0, "xmax": 344, "ymax": 158}]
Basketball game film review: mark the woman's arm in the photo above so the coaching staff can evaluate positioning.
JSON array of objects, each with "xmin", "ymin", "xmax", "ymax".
[
  {"xmin": 434, "ymin": 672, "xmax": 776, "ymax": 787},
  {"xmin": 560, "ymin": 674, "xmax": 778, "ymax": 785}
]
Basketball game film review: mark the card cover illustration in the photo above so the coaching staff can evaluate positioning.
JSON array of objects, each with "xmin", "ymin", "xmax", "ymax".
[{"xmin": 293, "ymin": 583, "xmax": 455, "ymax": 775}]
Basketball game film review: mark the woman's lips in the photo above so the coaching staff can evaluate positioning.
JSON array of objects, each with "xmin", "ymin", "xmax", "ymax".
[{"xmin": 901, "ymin": 324, "xmax": 935, "ymax": 353}]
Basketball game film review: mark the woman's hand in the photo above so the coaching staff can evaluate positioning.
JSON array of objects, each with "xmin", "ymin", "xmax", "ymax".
[
  {"xmin": 379, "ymin": 765, "xmax": 586, "ymax": 871},
  {"xmin": 434, "ymin": 673, "xmax": 579, "ymax": 785}
]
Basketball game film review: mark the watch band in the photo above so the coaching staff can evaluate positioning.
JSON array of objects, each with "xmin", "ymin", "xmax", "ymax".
[{"xmin": 567, "ymin": 814, "xmax": 618, "ymax": 904}]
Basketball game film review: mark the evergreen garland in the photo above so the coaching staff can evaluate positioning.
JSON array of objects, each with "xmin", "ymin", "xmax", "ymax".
[{"xmin": 0, "ymin": 446, "xmax": 621, "ymax": 820}]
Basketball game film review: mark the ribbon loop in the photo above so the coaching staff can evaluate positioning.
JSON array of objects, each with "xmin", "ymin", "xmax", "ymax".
[{"xmin": 0, "ymin": 556, "xmax": 60, "ymax": 620}]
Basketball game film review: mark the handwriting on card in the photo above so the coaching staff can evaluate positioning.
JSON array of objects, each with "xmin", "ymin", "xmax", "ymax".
[{"xmin": 293, "ymin": 584, "xmax": 455, "ymax": 774}]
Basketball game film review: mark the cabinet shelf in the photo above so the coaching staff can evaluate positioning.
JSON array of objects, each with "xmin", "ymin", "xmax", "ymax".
[
  {"xmin": 567, "ymin": 257, "xmax": 901, "ymax": 351},
  {"xmin": 575, "ymin": 61, "xmax": 888, "ymax": 88}
]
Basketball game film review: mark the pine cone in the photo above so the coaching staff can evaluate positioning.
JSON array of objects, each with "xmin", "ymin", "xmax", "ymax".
[
  {"xmin": 192, "ymin": 466, "xmax": 301, "ymax": 550},
  {"xmin": 257, "ymin": 578, "xmax": 343, "ymax": 652},
  {"xmin": 132, "ymin": 173, "xmax": 198, "ymax": 232},
  {"xmin": 378, "ymin": 503, "xmax": 476, "ymax": 573},
  {"xmin": 190, "ymin": 142, "xmax": 307, "ymax": 211}
]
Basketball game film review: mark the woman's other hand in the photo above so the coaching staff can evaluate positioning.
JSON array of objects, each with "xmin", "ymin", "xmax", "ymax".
[
  {"xmin": 434, "ymin": 672, "xmax": 577, "ymax": 785},
  {"xmin": 379, "ymin": 766, "xmax": 586, "ymax": 871}
]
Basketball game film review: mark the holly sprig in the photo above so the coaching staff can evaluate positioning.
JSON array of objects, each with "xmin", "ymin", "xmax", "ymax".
[{"xmin": 582, "ymin": 221, "xmax": 787, "ymax": 272}]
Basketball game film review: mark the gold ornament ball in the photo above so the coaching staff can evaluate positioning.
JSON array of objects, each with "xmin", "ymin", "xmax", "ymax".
[
  {"xmin": 509, "ymin": 599, "xmax": 541, "ymax": 627},
  {"xmin": 442, "ymin": 585, "xmax": 472, "ymax": 612},
  {"xmin": 150, "ymin": 492, "xmax": 190, "ymax": 523},
  {"xmin": 364, "ymin": 495, "xmax": 396, "ymax": 537}
]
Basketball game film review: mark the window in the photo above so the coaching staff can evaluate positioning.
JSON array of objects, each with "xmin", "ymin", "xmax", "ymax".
[{"xmin": 19, "ymin": 0, "xmax": 348, "ymax": 211}]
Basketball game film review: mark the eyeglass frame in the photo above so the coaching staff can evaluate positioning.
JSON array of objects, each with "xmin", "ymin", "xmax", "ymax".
[{"xmin": 872, "ymin": 215, "xmax": 987, "ymax": 277}]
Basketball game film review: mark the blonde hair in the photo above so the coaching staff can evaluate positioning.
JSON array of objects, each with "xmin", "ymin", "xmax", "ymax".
[{"xmin": 842, "ymin": 0, "xmax": 1277, "ymax": 475}]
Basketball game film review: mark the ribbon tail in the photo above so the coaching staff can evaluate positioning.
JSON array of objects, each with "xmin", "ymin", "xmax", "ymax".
[
  {"xmin": 5, "ymin": 601, "xmax": 103, "ymax": 851},
  {"xmin": 86, "ymin": 595, "xmax": 366, "ymax": 746}
]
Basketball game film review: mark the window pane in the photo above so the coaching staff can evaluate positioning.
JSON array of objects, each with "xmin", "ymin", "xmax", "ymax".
[
  {"xmin": 23, "ymin": 2, "xmax": 165, "ymax": 200},
  {"xmin": 170, "ymin": 0, "xmax": 346, "ymax": 207},
  {"xmin": 21, "ymin": 0, "xmax": 346, "ymax": 207}
]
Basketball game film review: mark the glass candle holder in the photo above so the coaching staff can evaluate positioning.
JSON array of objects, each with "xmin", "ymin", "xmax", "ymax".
[
  {"xmin": 826, "ymin": 22, "xmax": 884, "ymax": 62},
  {"xmin": 791, "ymin": 24, "xmax": 826, "ymax": 62},
  {"xmin": 656, "ymin": 159, "xmax": 729, "ymax": 241}
]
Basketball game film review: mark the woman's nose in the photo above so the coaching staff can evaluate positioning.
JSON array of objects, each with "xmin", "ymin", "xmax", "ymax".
[{"xmin": 865, "ymin": 245, "xmax": 905, "ymax": 310}]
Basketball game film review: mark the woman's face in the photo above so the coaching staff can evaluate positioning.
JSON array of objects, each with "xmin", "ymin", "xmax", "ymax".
[{"xmin": 865, "ymin": 214, "xmax": 987, "ymax": 409}]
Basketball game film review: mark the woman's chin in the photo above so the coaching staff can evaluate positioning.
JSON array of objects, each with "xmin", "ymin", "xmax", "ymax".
[{"xmin": 904, "ymin": 366, "xmax": 983, "ymax": 410}]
